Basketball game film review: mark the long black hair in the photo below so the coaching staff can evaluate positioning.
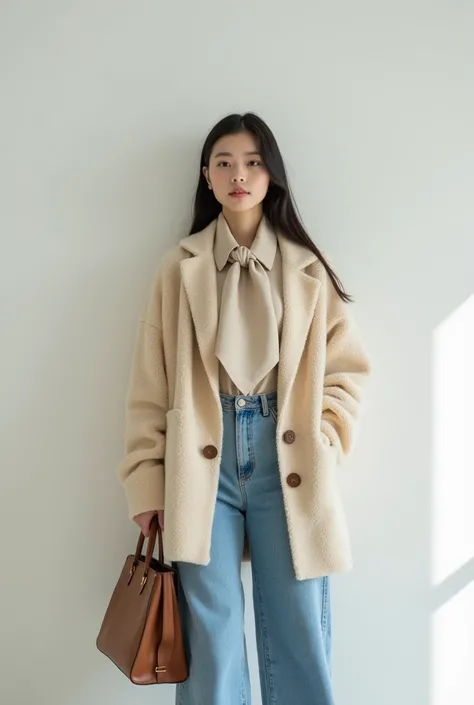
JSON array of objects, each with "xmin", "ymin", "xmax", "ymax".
[{"xmin": 189, "ymin": 112, "xmax": 352, "ymax": 303}]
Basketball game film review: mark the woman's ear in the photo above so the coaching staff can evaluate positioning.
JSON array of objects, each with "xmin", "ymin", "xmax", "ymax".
[{"xmin": 202, "ymin": 166, "xmax": 212, "ymax": 190}]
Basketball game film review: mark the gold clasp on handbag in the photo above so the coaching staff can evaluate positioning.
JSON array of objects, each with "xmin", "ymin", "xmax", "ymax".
[
  {"xmin": 127, "ymin": 562, "xmax": 137, "ymax": 585},
  {"xmin": 155, "ymin": 666, "xmax": 166, "ymax": 673},
  {"xmin": 139, "ymin": 573, "xmax": 148, "ymax": 593}
]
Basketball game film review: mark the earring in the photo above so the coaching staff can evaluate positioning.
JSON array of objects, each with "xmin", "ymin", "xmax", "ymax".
[{"xmin": 208, "ymin": 184, "xmax": 212, "ymax": 190}]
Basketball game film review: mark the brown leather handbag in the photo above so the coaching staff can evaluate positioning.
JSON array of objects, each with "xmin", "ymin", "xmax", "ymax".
[{"xmin": 96, "ymin": 515, "xmax": 188, "ymax": 685}]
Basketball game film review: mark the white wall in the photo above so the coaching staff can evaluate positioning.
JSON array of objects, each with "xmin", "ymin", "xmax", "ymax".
[{"xmin": 1, "ymin": 2, "xmax": 473, "ymax": 704}]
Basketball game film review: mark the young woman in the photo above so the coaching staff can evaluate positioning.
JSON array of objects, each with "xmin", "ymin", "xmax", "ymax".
[{"xmin": 117, "ymin": 113, "xmax": 370, "ymax": 705}]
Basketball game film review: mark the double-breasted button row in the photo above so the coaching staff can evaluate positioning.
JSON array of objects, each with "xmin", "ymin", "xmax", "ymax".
[
  {"xmin": 202, "ymin": 432, "xmax": 302, "ymax": 487},
  {"xmin": 282, "ymin": 429, "xmax": 301, "ymax": 487}
]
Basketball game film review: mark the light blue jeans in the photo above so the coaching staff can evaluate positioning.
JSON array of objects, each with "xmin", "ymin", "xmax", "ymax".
[{"xmin": 175, "ymin": 391, "xmax": 334, "ymax": 705}]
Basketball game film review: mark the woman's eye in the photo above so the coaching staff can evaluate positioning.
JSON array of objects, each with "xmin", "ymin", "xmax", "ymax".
[{"xmin": 216, "ymin": 160, "xmax": 262, "ymax": 168}]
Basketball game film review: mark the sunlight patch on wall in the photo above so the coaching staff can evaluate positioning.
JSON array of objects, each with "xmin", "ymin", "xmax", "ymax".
[{"xmin": 432, "ymin": 295, "xmax": 474, "ymax": 587}]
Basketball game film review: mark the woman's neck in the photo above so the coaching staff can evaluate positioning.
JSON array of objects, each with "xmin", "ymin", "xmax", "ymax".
[{"xmin": 222, "ymin": 205, "xmax": 263, "ymax": 248}]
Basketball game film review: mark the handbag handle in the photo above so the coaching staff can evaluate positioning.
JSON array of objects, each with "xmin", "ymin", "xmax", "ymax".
[{"xmin": 128, "ymin": 514, "xmax": 165, "ymax": 592}]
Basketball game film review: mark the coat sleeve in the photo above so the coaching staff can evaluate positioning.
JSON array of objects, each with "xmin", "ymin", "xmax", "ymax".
[
  {"xmin": 117, "ymin": 265, "xmax": 169, "ymax": 519},
  {"xmin": 320, "ymin": 281, "xmax": 371, "ymax": 461}
]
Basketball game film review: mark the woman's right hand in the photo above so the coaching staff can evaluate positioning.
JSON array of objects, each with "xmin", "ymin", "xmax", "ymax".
[{"xmin": 133, "ymin": 509, "xmax": 164, "ymax": 536}]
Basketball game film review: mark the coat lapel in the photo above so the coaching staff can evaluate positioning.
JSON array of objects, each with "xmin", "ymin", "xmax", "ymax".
[
  {"xmin": 179, "ymin": 221, "xmax": 221, "ymax": 404},
  {"xmin": 179, "ymin": 219, "xmax": 321, "ymax": 414},
  {"xmin": 277, "ymin": 233, "xmax": 321, "ymax": 416}
]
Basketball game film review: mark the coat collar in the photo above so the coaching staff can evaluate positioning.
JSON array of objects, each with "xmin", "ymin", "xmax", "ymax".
[{"xmin": 179, "ymin": 218, "xmax": 321, "ymax": 414}]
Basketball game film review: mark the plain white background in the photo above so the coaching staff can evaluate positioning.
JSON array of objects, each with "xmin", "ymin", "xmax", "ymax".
[{"xmin": 1, "ymin": 2, "xmax": 473, "ymax": 704}]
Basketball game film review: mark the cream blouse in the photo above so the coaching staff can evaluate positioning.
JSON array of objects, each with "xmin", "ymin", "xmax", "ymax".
[{"xmin": 213, "ymin": 212, "xmax": 283, "ymax": 396}]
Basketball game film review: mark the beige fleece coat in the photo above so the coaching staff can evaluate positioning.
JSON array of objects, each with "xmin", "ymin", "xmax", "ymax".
[{"xmin": 118, "ymin": 218, "xmax": 370, "ymax": 580}]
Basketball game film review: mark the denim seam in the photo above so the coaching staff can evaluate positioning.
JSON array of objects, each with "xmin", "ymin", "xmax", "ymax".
[
  {"xmin": 239, "ymin": 411, "xmax": 256, "ymax": 484},
  {"xmin": 247, "ymin": 411, "xmax": 256, "ymax": 480},
  {"xmin": 252, "ymin": 563, "xmax": 277, "ymax": 705},
  {"xmin": 240, "ymin": 650, "xmax": 248, "ymax": 705},
  {"xmin": 321, "ymin": 576, "xmax": 329, "ymax": 634},
  {"xmin": 236, "ymin": 412, "xmax": 249, "ymax": 508},
  {"xmin": 269, "ymin": 406, "xmax": 278, "ymax": 423}
]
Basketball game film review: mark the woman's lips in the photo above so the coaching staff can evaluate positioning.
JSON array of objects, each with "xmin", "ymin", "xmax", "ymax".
[{"xmin": 229, "ymin": 191, "xmax": 249, "ymax": 198}]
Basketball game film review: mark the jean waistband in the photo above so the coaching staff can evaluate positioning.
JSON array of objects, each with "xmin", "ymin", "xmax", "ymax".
[{"xmin": 219, "ymin": 391, "xmax": 277, "ymax": 412}]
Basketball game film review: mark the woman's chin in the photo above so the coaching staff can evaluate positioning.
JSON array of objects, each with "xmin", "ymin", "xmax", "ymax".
[{"xmin": 222, "ymin": 196, "xmax": 259, "ymax": 213}]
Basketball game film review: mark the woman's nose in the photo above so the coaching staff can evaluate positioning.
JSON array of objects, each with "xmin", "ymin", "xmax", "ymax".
[{"xmin": 231, "ymin": 163, "xmax": 247, "ymax": 182}]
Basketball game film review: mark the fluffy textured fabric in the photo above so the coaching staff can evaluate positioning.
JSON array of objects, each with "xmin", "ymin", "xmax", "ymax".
[{"xmin": 117, "ymin": 218, "xmax": 371, "ymax": 580}]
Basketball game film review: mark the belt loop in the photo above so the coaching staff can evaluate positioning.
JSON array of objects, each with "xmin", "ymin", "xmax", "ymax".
[{"xmin": 260, "ymin": 393, "xmax": 269, "ymax": 416}]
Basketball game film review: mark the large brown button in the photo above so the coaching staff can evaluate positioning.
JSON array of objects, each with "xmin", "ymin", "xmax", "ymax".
[
  {"xmin": 202, "ymin": 445, "xmax": 218, "ymax": 459},
  {"xmin": 283, "ymin": 430, "xmax": 296, "ymax": 444},
  {"xmin": 286, "ymin": 473, "xmax": 301, "ymax": 488}
]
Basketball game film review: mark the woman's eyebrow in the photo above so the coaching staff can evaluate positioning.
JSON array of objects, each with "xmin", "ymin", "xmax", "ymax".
[{"xmin": 213, "ymin": 151, "xmax": 261, "ymax": 158}]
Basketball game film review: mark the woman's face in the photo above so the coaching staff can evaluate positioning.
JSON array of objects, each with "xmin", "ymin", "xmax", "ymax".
[{"xmin": 203, "ymin": 131, "xmax": 271, "ymax": 214}]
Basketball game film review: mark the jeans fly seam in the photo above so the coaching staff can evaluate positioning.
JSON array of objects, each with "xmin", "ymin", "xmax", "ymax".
[
  {"xmin": 239, "ymin": 411, "xmax": 256, "ymax": 483},
  {"xmin": 236, "ymin": 412, "xmax": 248, "ymax": 508},
  {"xmin": 247, "ymin": 411, "xmax": 256, "ymax": 480}
]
